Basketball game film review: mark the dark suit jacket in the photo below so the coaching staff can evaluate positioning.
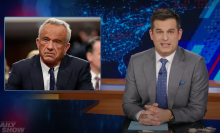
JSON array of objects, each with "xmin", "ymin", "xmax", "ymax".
[
  {"xmin": 5, "ymin": 54, "xmax": 94, "ymax": 90},
  {"xmin": 123, "ymin": 46, "xmax": 209, "ymax": 123},
  {"xmin": 69, "ymin": 43, "xmax": 87, "ymax": 61}
]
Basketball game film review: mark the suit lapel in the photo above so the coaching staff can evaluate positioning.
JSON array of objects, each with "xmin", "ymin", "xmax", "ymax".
[
  {"xmin": 168, "ymin": 47, "xmax": 186, "ymax": 108},
  {"xmin": 143, "ymin": 48, "xmax": 157, "ymax": 104},
  {"xmin": 56, "ymin": 54, "xmax": 72, "ymax": 90},
  {"xmin": 30, "ymin": 55, "xmax": 44, "ymax": 90}
]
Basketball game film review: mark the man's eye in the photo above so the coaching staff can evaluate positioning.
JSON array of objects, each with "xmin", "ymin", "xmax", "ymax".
[
  {"xmin": 157, "ymin": 31, "xmax": 162, "ymax": 33},
  {"xmin": 54, "ymin": 41, "xmax": 60, "ymax": 44},
  {"xmin": 168, "ymin": 31, "xmax": 174, "ymax": 33},
  {"xmin": 43, "ymin": 38, "xmax": 48, "ymax": 42}
]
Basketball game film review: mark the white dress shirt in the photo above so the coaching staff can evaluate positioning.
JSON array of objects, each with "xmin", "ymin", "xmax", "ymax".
[
  {"xmin": 155, "ymin": 51, "xmax": 176, "ymax": 95},
  {"xmin": 91, "ymin": 70, "xmax": 101, "ymax": 90},
  {"xmin": 135, "ymin": 50, "xmax": 176, "ymax": 121},
  {"xmin": 40, "ymin": 58, "xmax": 60, "ymax": 90}
]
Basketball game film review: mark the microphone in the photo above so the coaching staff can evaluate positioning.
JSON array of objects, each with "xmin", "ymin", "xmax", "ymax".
[{"xmin": 158, "ymin": 72, "xmax": 162, "ymax": 75}]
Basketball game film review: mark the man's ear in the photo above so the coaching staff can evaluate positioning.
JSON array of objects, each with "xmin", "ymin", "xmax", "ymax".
[
  {"xmin": 178, "ymin": 29, "xmax": 183, "ymax": 40},
  {"xmin": 36, "ymin": 38, "xmax": 40, "ymax": 49},
  {"xmin": 86, "ymin": 52, "xmax": 92, "ymax": 62},
  {"xmin": 149, "ymin": 29, "xmax": 153, "ymax": 41},
  {"xmin": 65, "ymin": 43, "xmax": 70, "ymax": 53}
]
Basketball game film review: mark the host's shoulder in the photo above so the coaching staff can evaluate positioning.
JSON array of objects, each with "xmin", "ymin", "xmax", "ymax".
[
  {"xmin": 131, "ymin": 47, "xmax": 155, "ymax": 60},
  {"xmin": 179, "ymin": 47, "xmax": 204, "ymax": 60}
]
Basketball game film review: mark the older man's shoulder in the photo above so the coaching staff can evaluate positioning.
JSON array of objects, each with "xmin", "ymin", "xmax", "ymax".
[
  {"xmin": 65, "ymin": 54, "xmax": 89, "ymax": 64},
  {"xmin": 12, "ymin": 54, "xmax": 39, "ymax": 68}
]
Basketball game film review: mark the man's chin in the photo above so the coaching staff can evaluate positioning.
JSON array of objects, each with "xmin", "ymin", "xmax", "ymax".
[
  {"xmin": 161, "ymin": 51, "xmax": 174, "ymax": 56},
  {"xmin": 42, "ymin": 57, "xmax": 55, "ymax": 64}
]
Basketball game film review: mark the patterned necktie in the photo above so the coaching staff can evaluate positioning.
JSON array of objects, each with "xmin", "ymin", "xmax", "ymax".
[
  {"xmin": 49, "ymin": 67, "xmax": 55, "ymax": 90},
  {"xmin": 95, "ymin": 76, "xmax": 100, "ymax": 90},
  {"xmin": 156, "ymin": 58, "xmax": 168, "ymax": 109}
]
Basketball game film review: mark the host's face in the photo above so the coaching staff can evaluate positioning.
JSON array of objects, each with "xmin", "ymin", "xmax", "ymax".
[
  {"xmin": 36, "ymin": 23, "xmax": 70, "ymax": 67},
  {"xmin": 149, "ymin": 18, "xmax": 182, "ymax": 57}
]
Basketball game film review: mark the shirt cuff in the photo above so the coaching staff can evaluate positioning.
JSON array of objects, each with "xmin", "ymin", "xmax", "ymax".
[{"xmin": 135, "ymin": 110, "xmax": 143, "ymax": 121}]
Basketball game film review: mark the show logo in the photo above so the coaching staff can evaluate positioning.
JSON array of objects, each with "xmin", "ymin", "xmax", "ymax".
[{"xmin": 0, "ymin": 121, "xmax": 25, "ymax": 133}]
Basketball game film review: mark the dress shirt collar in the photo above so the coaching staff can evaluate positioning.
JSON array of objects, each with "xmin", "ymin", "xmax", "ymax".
[
  {"xmin": 40, "ymin": 58, "xmax": 60, "ymax": 73},
  {"xmin": 91, "ymin": 70, "xmax": 100, "ymax": 79},
  {"xmin": 155, "ymin": 50, "xmax": 176, "ymax": 64}
]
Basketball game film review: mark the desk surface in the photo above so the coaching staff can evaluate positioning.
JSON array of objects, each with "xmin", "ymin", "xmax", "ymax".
[
  {"xmin": 101, "ymin": 79, "xmax": 220, "ymax": 87},
  {"xmin": 123, "ymin": 117, "xmax": 219, "ymax": 133},
  {"xmin": 1, "ymin": 98, "xmax": 219, "ymax": 133},
  {"xmin": 30, "ymin": 90, "xmax": 220, "ymax": 120}
]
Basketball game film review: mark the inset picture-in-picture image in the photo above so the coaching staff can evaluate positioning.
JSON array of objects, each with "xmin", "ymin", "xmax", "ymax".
[{"xmin": 5, "ymin": 17, "xmax": 101, "ymax": 91}]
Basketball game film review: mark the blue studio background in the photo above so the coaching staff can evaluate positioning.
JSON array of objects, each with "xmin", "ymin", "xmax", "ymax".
[
  {"xmin": 2, "ymin": 0, "xmax": 220, "ymax": 83},
  {"xmin": 98, "ymin": 0, "xmax": 220, "ymax": 79},
  {"xmin": 0, "ymin": 0, "xmax": 220, "ymax": 132}
]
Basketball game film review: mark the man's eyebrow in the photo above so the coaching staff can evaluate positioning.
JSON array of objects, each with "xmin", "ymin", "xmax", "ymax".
[
  {"xmin": 54, "ymin": 39, "xmax": 62, "ymax": 42},
  {"xmin": 155, "ymin": 28, "xmax": 175, "ymax": 31},
  {"xmin": 42, "ymin": 36, "xmax": 49, "ymax": 39}
]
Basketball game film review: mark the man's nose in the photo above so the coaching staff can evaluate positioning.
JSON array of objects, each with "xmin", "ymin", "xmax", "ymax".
[
  {"xmin": 46, "ymin": 41, "xmax": 54, "ymax": 50},
  {"xmin": 162, "ymin": 33, "xmax": 168, "ymax": 41}
]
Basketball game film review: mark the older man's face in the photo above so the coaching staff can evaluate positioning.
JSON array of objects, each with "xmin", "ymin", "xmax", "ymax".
[{"xmin": 36, "ymin": 23, "xmax": 70, "ymax": 67}]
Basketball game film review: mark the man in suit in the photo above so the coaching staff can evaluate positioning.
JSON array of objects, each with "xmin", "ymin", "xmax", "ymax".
[
  {"xmin": 122, "ymin": 9, "xmax": 209, "ymax": 125},
  {"xmin": 68, "ymin": 25, "xmax": 98, "ymax": 61},
  {"xmin": 6, "ymin": 18, "xmax": 94, "ymax": 90},
  {"xmin": 86, "ymin": 36, "xmax": 101, "ymax": 90}
]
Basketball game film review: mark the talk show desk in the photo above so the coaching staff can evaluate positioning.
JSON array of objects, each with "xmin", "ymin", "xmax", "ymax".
[
  {"xmin": 31, "ymin": 90, "xmax": 220, "ymax": 119},
  {"xmin": 21, "ymin": 89, "xmax": 220, "ymax": 133},
  {"xmin": 24, "ymin": 79, "xmax": 220, "ymax": 132},
  {"xmin": 16, "ymin": 97, "xmax": 220, "ymax": 133}
]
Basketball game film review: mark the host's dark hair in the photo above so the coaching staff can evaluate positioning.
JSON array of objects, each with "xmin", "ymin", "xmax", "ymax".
[
  {"xmin": 86, "ymin": 36, "xmax": 100, "ymax": 53},
  {"xmin": 151, "ymin": 9, "xmax": 181, "ymax": 30}
]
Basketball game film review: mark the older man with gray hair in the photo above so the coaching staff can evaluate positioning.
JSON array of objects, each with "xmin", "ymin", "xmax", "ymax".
[{"xmin": 6, "ymin": 18, "xmax": 94, "ymax": 90}]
